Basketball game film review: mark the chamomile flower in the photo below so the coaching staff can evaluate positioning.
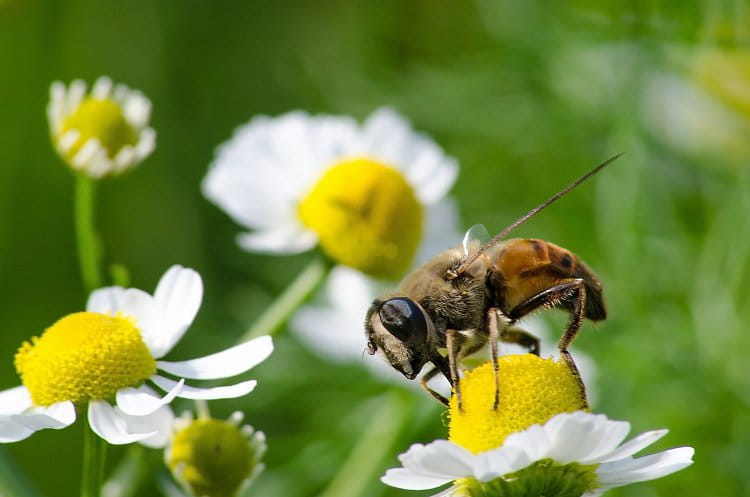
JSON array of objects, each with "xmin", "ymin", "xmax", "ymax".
[
  {"xmin": 382, "ymin": 356, "xmax": 693, "ymax": 497},
  {"xmin": 166, "ymin": 410, "xmax": 266, "ymax": 497},
  {"xmin": 0, "ymin": 266, "xmax": 273, "ymax": 447},
  {"xmin": 202, "ymin": 107, "xmax": 458, "ymax": 279},
  {"xmin": 48, "ymin": 77, "xmax": 155, "ymax": 178}
]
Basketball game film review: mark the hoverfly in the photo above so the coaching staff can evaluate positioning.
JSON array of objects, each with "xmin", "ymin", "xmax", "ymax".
[{"xmin": 365, "ymin": 155, "xmax": 619, "ymax": 408}]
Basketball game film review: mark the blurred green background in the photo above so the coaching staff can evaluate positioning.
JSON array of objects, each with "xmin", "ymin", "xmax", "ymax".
[{"xmin": 1, "ymin": 0, "xmax": 750, "ymax": 496}]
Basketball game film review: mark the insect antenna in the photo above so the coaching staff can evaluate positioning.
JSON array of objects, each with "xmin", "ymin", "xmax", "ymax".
[{"xmin": 448, "ymin": 153, "xmax": 623, "ymax": 279}]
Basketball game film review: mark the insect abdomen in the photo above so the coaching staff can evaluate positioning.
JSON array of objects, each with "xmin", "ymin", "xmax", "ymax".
[{"xmin": 488, "ymin": 238, "xmax": 606, "ymax": 320}]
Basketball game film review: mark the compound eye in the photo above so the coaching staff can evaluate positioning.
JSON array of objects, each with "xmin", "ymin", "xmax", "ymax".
[{"xmin": 378, "ymin": 297, "xmax": 428, "ymax": 346}]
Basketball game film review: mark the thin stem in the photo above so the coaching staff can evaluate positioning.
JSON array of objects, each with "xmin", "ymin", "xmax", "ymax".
[
  {"xmin": 74, "ymin": 175, "xmax": 103, "ymax": 292},
  {"xmin": 102, "ymin": 446, "xmax": 148, "ymax": 497},
  {"xmin": 239, "ymin": 256, "xmax": 333, "ymax": 341},
  {"xmin": 318, "ymin": 392, "xmax": 414, "ymax": 497},
  {"xmin": 81, "ymin": 411, "xmax": 105, "ymax": 497}
]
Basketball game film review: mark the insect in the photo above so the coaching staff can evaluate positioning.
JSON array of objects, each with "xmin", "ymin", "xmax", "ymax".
[{"xmin": 364, "ymin": 155, "xmax": 619, "ymax": 409}]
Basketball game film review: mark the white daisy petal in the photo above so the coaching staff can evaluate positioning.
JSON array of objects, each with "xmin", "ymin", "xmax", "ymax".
[
  {"xmin": 149, "ymin": 265, "xmax": 203, "ymax": 358},
  {"xmin": 546, "ymin": 412, "xmax": 629, "ymax": 464},
  {"xmin": 12, "ymin": 401, "xmax": 76, "ymax": 431},
  {"xmin": 92, "ymin": 76, "xmax": 113, "ymax": 98},
  {"xmin": 116, "ymin": 381, "xmax": 184, "ymax": 417},
  {"xmin": 86, "ymin": 286, "xmax": 155, "ymax": 325},
  {"xmin": 0, "ymin": 419, "xmax": 34, "ymax": 443},
  {"xmin": 119, "ymin": 405, "xmax": 175, "ymax": 449},
  {"xmin": 0, "ymin": 386, "xmax": 32, "ymax": 414},
  {"xmin": 596, "ymin": 447, "xmax": 695, "ymax": 486},
  {"xmin": 156, "ymin": 335, "xmax": 273, "ymax": 380},
  {"xmin": 496, "ymin": 424, "xmax": 551, "ymax": 468},
  {"xmin": 596, "ymin": 429, "xmax": 668, "ymax": 463},
  {"xmin": 403, "ymin": 440, "xmax": 476, "ymax": 479},
  {"xmin": 381, "ymin": 468, "xmax": 453, "ymax": 490},
  {"xmin": 150, "ymin": 375, "xmax": 257, "ymax": 400},
  {"xmin": 236, "ymin": 226, "xmax": 318, "ymax": 254},
  {"xmin": 88, "ymin": 401, "xmax": 157, "ymax": 445}
]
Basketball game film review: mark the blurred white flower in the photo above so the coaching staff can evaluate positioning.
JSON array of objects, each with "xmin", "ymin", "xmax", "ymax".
[
  {"xmin": 643, "ymin": 48, "xmax": 750, "ymax": 166},
  {"xmin": 202, "ymin": 107, "xmax": 458, "ymax": 278},
  {"xmin": 48, "ymin": 76, "xmax": 155, "ymax": 178},
  {"xmin": 1, "ymin": 266, "xmax": 272, "ymax": 447}
]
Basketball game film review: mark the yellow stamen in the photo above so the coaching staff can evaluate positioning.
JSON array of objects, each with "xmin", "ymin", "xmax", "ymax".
[
  {"xmin": 58, "ymin": 97, "xmax": 137, "ymax": 160},
  {"xmin": 298, "ymin": 158, "xmax": 423, "ymax": 279},
  {"xmin": 168, "ymin": 418, "xmax": 254, "ymax": 497},
  {"xmin": 449, "ymin": 355, "xmax": 588, "ymax": 454},
  {"xmin": 15, "ymin": 312, "xmax": 156, "ymax": 406}
]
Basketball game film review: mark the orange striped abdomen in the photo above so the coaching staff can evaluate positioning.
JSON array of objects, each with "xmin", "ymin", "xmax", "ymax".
[{"xmin": 488, "ymin": 238, "xmax": 606, "ymax": 320}]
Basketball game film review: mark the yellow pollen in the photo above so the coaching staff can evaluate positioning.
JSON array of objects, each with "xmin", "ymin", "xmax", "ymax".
[
  {"xmin": 15, "ymin": 312, "xmax": 156, "ymax": 406},
  {"xmin": 58, "ymin": 97, "xmax": 137, "ymax": 160},
  {"xmin": 298, "ymin": 158, "xmax": 423, "ymax": 279},
  {"xmin": 449, "ymin": 355, "xmax": 588, "ymax": 454},
  {"xmin": 168, "ymin": 418, "xmax": 253, "ymax": 497}
]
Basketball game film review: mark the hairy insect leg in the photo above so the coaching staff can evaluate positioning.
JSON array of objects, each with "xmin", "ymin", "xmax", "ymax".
[
  {"xmin": 500, "ymin": 327, "xmax": 541, "ymax": 355},
  {"xmin": 508, "ymin": 278, "xmax": 589, "ymax": 409},
  {"xmin": 487, "ymin": 309, "xmax": 501, "ymax": 410},
  {"xmin": 446, "ymin": 329, "xmax": 463, "ymax": 410},
  {"xmin": 420, "ymin": 355, "xmax": 451, "ymax": 406}
]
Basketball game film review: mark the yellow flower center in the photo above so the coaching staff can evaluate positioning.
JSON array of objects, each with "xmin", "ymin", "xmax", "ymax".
[
  {"xmin": 14, "ymin": 312, "xmax": 156, "ymax": 406},
  {"xmin": 58, "ymin": 97, "xmax": 137, "ymax": 160},
  {"xmin": 298, "ymin": 158, "xmax": 423, "ymax": 279},
  {"xmin": 449, "ymin": 355, "xmax": 588, "ymax": 454},
  {"xmin": 168, "ymin": 418, "xmax": 254, "ymax": 497}
]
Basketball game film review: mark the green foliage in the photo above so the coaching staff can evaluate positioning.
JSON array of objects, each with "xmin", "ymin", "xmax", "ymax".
[{"xmin": 0, "ymin": 0, "xmax": 747, "ymax": 496}]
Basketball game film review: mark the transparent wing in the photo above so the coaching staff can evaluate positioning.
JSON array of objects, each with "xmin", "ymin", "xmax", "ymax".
[{"xmin": 462, "ymin": 224, "xmax": 490, "ymax": 257}]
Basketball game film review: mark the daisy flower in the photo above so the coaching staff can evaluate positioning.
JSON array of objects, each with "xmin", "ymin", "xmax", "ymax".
[
  {"xmin": 0, "ymin": 265, "xmax": 273, "ymax": 447},
  {"xmin": 166, "ymin": 410, "xmax": 266, "ymax": 497},
  {"xmin": 48, "ymin": 76, "xmax": 156, "ymax": 178},
  {"xmin": 382, "ymin": 356, "xmax": 694, "ymax": 497},
  {"xmin": 202, "ymin": 107, "xmax": 458, "ymax": 279}
]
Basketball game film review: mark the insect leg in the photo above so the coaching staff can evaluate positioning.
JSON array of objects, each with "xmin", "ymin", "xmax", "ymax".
[
  {"xmin": 500, "ymin": 327, "xmax": 540, "ymax": 355},
  {"xmin": 487, "ymin": 309, "xmax": 501, "ymax": 410},
  {"xmin": 420, "ymin": 355, "xmax": 451, "ymax": 406},
  {"xmin": 446, "ymin": 329, "xmax": 463, "ymax": 410},
  {"xmin": 507, "ymin": 278, "xmax": 589, "ymax": 409}
]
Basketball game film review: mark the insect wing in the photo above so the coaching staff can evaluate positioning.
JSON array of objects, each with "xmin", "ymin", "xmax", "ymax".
[{"xmin": 462, "ymin": 224, "xmax": 490, "ymax": 257}]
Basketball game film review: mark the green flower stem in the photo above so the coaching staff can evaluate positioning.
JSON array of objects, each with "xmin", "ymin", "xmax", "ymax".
[
  {"xmin": 81, "ymin": 410, "xmax": 105, "ymax": 497},
  {"xmin": 74, "ymin": 175, "xmax": 103, "ymax": 292},
  {"xmin": 102, "ymin": 446, "xmax": 149, "ymax": 497},
  {"xmin": 318, "ymin": 391, "xmax": 415, "ymax": 497},
  {"xmin": 239, "ymin": 256, "xmax": 333, "ymax": 341}
]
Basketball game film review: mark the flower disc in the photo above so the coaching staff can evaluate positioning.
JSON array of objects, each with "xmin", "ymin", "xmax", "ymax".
[{"xmin": 15, "ymin": 312, "xmax": 156, "ymax": 406}]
